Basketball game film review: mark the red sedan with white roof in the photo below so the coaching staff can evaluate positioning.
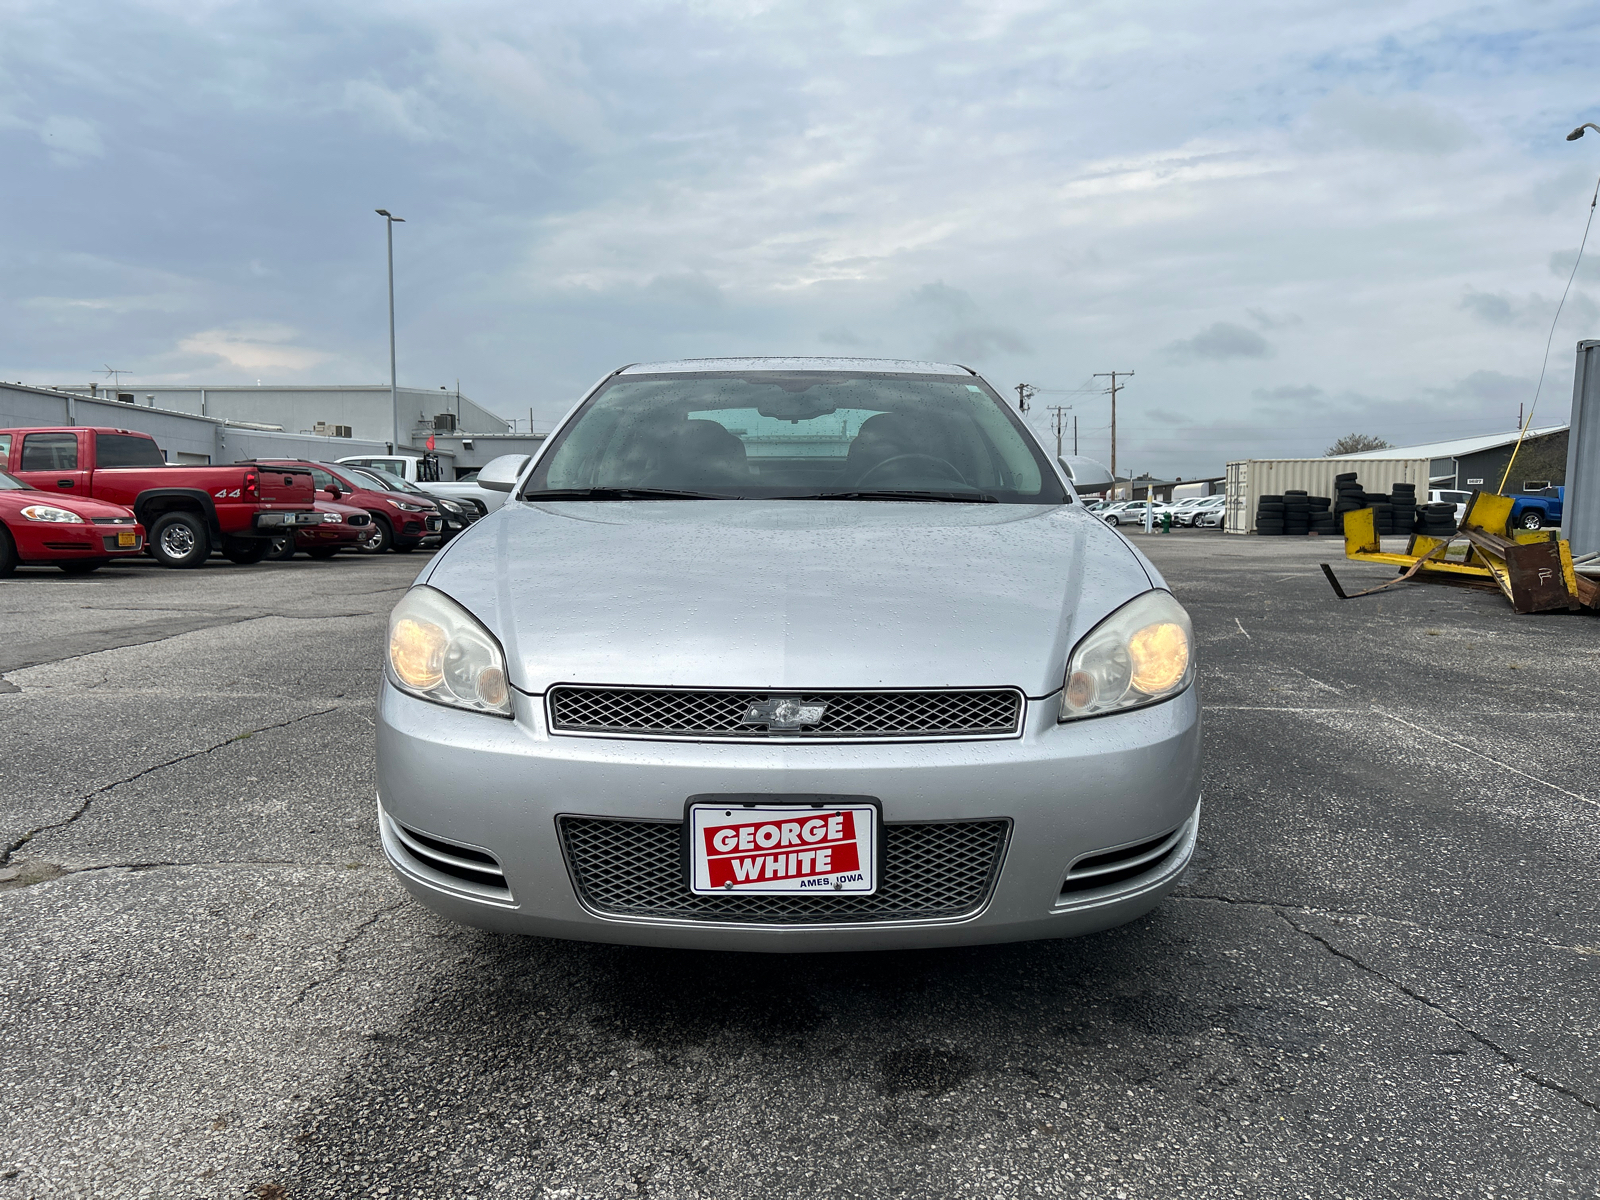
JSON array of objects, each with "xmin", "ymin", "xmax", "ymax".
[{"xmin": 0, "ymin": 468, "xmax": 145, "ymax": 575}]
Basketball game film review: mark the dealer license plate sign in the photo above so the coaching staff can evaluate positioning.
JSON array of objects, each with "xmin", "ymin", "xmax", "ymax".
[
  {"xmin": 688, "ymin": 803, "xmax": 877, "ymax": 896},
  {"xmin": 117, "ymin": 532, "xmax": 137, "ymax": 547}
]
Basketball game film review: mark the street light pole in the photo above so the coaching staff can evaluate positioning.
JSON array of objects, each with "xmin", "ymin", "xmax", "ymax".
[{"xmin": 376, "ymin": 209, "xmax": 405, "ymax": 448}]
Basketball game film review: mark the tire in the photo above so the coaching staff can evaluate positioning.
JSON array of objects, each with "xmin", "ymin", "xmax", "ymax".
[
  {"xmin": 0, "ymin": 524, "xmax": 16, "ymax": 577},
  {"xmin": 149, "ymin": 512, "xmax": 210, "ymax": 569},
  {"xmin": 264, "ymin": 534, "xmax": 298, "ymax": 561},
  {"xmin": 305, "ymin": 547, "xmax": 340, "ymax": 560},
  {"xmin": 222, "ymin": 536, "xmax": 271, "ymax": 565},
  {"xmin": 357, "ymin": 517, "xmax": 393, "ymax": 554},
  {"xmin": 392, "ymin": 540, "xmax": 419, "ymax": 554},
  {"xmin": 57, "ymin": 559, "xmax": 108, "ymax": 575},
  {"xmin": 1103, "ymin": 515, "xmax": 1119, "ymax": 527},
  {"xmin": 1518, "ymin": 510, "xmax": 1544, "ymax": 531}
]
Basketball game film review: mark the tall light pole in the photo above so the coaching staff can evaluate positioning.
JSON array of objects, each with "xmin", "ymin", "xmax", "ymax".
[{"xmin": 375, "ymin": 209, "xmax": 405, "ymax": 449}]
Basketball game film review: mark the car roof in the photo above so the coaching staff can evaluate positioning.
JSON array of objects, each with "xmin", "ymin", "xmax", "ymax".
[{"xmin": 616, "ymin": 356, "xmax": 978, "ymax": 376}]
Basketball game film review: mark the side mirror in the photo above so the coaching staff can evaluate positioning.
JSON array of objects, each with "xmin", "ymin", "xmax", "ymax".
[
  {"xmin": 475, "ymin": 454, "xmax": 532, "ymax": 493},
  {"xmin": 1058, "ymin": 455, "xmax": 1115, "ymax": 494},
  {"xmin": 325, "ymin": 484, "xmax": 342, "ymax": 500}
]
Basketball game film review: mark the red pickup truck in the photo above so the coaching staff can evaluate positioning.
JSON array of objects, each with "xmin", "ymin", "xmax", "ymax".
[{"xmin": 0, "ymin": 427, "xmax": 319, "ymax": 568}]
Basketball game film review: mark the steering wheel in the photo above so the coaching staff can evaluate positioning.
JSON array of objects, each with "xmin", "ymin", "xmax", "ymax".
[{"xmin": 855, "ymin": 454, "xmax": 968, "ymax": 488}]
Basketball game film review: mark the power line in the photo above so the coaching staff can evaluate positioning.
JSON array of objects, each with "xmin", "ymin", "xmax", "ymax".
[{"xmin": 1093, "ymin": 370, "xmax": 1134, "ymax": 481}]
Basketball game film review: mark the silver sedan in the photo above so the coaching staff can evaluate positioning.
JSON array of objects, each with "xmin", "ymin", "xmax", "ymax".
[{"xmin": 377, "ymin": 357, "xmax": 1201, "ymax": 951}]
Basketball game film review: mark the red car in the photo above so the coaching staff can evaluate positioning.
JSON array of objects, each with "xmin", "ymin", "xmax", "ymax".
[
  {"xmin": 253, "ymin": 460, "xmax": 443, "ymax": 554},
  {"xmin": 0, "ymin": 468, "xmax": 146, "ymax": 575},
  {"xmin": 264, "ymin": 497, "xmax": 373, "ymax": 560}
]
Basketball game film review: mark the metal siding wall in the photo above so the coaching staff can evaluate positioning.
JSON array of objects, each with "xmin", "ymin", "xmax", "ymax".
[
  {"xmin": 1224, "ymin": 457, "xmax": 1430, "ymax": 533},
  {"xmin": 1564, "ymin": 340, "xmax": 1600, "ymax": 555},
  {"xmin": 220, "ymin": 429, "xmax": 399, "ymax": 464}
]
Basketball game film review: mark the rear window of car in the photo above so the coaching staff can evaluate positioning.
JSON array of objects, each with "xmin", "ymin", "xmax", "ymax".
[
  {"xmin": 21, "ymin": 432, "xmax": 78, "ymax": 470},
  {"xmin": 95, "ymin": 433, "xmax": 167, "ymax": 468}
]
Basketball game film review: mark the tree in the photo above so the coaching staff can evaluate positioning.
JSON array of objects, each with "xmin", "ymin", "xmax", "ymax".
[{"xmin": 1326, "ymin": 433, "xmax": 1393, "ymax": 456}]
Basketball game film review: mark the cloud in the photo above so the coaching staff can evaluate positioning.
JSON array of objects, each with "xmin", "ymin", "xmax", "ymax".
[
  {"xmin": 37, "ymin": 115, "xmax": 104, "ymax": 165},
  {"xmin": 176, "ymin": 325, "xmax": 333, "ymax": 372},
  {"xmin": 1247, "ymin": 308, "xmax": 1302, "ymax": 331},
  {"xmin": 1163, "ymin": 322, "xmax": 1272, "ymax": 363},
  {"xmin": 1252, "ymin": 384, "xmax": 1324, "ymax": 403},
  {"xmin": 1459, "ymin": 286, "xmax": 1599, "ymax": 329},
  {"xmin": 342, "ymin": 79, "xmax": 439, "ymax": 142},
  {"xmin": 1304, "ymin": 89, "xmax": 1471, "ymax": 156},
  {"xmin": 818, "ymin": 326, "xmax": 875, "ymax": 348},
  {"xmin": 906, "ymin": 282, "xmax": 1031, "ymax": 361}
]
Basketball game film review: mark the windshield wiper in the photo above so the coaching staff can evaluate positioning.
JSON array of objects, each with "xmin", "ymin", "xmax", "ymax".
[
  {"xmin": 522, "ymin": 487, "xmax": 731, "ymax": 501},
  {"xmin": 778, "ymin": 489, "xmax": 1000, "ymax": 504}
]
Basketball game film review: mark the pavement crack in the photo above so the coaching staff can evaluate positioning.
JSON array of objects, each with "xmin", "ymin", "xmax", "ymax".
[
  {"xmin": 0, "ymin": 707, "xmax": 341, "ymax": 867},
  {"xmin": 286, "ymin": 900, "xmax": 406, "ymax": 1009},
  {"xmin": 1278, "ymin": 909, "xmax": 1600, "ymax": 1115},
  {"xmin": 1370, "ymin": 706, "xmax": 1595, "ymax": 808}
]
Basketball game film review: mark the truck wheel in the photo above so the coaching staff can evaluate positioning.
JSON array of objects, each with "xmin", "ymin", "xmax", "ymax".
[
  {"xmin": 149, "ymin": 512, "xmax": 210, "ymax": 569},
  {"xmin": 264, "ymin": 535, "xmax": 298, "ymax": 561},
  {"xmin": 222, "ymin": 537, "xmax": 271, "ymax": 565},
  {"xmin": 0, "ymin": 525, "xmax": 17, "ymax": 577},
  {"xmin": 358, "ymin": 517, "xmax": 392, "ymax": 554},
  {"xmin": 1518, "ymin": 511, "xmax": 1544, "ymax": 531},
  {"xmin": 58, "ymin": 559, "xmax": 108, "ymax": 575}
]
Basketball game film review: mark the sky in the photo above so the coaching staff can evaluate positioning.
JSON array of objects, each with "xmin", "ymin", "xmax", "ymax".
[{"xmin": 2, "ymin": 0, "xmax": 1599, "ymax": 480}]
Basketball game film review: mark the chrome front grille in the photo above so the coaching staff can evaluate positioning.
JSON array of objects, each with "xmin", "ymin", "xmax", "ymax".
[
  {"xmin": 546, "ymin": 686, "xmax": 1024, "ymax": 741},
  {"xmin": 559, "ymin": 816, "xmax": 1011, "ymax": 924}
]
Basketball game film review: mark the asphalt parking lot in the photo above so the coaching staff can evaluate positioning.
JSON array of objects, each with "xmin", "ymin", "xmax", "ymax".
[{"xmin": 2, "ymin": 531, "xmax": 1597, "ymax": 1200}]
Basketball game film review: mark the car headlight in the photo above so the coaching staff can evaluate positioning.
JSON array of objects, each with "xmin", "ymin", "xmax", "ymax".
[
  {"xmin": 321, "ymin": 512, "xmax": 344, "ymax": 524},
  {"xmin": 392, "ymin": 500, "xmax": 430, "ymax": 512},
  {"xmin": 1058, "ymin": 589, "xmax": 1194, "ymax": 722},
  {"xmin": 437, "ymin": 500, "xmax": 463, "ymax": 514},
  {"xmin": 387, "ymin": 586, "xmax": 512, "ymax": 716},
  {"xmin": 20, "ymin": 505, "xmax": 84, "ymax": 523}
]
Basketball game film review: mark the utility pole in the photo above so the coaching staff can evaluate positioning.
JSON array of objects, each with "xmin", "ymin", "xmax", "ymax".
[
  {"xmin": 1046, "ymin": 405, "xmax": 1072, "ymax": 456},
  {"xmin": 376, "ymin": 209, "xmax": 406, "ymax": 448},
  {"xmin": 1014, "ymin": 383, "xmax": 1035, "ymax": 413},
  {"xmin": 1093, "ymin": 370, "xmax": 1134, "ymax": 489}
]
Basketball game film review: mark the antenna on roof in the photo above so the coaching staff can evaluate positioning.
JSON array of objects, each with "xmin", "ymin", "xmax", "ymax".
[{"xmin": 103, "ymin": 365, "xmax": 130, "ymax": 390}]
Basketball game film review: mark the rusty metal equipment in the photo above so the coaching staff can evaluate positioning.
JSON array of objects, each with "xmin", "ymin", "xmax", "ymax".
[{"xmin": 1320, "ymin": 491, "xmax": 1600, "ymax": 613}]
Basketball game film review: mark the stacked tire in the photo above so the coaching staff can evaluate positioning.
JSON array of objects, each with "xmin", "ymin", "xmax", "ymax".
[
  {"xmin": 1256, "ymin": 494, "xmax": 1285, "ymax": 535},
  {"xmin": 1309, "ymin": 495, "xmax": 1336, "ymax": 535},
  {"xmin": 1390, "ymin": 483, "xmax": 1417, "ymax": 535},
  {"xmin": 1367, "ymin": 497, "xmax": 1397, "ymax": 535},
  {"xmin": 1415, "ymin": 502, "xmax": 1458, "ymax": 537},
  {"xmin": 1283, "ymin": 490, "xmax": 1311, "ymax": 535},
  {"xmin": 1332, "ymin": 473, "xmax": 1365, "ymax": 531}
]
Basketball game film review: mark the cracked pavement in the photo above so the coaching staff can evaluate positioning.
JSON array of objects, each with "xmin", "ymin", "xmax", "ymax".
[{"xmin": 1, "ymin": 534, "xmax": 1597, "ymax": 1198}]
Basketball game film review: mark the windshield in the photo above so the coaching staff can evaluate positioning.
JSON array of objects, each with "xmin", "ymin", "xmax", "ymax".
[
  {"xmin": 0, "ymin": 470, "xmax": 32, "ymax": 491},
  {"xmin": 523, "ymin": 371, "xmax": 1066, "ymax": 504}
]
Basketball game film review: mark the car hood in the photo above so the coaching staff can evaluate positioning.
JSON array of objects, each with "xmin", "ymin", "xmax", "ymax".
[{"xmin": 421, "ymin": 501, "xmax": 1158, "ymax": 696}]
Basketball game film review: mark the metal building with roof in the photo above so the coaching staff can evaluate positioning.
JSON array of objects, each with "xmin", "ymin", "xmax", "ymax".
[{"xmin": 1339, "ymin": 426, "xmax": 1569, "ymax": 491}]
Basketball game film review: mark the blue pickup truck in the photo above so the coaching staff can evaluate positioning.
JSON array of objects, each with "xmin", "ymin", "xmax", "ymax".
[{"xmin": 1508, "ymin": 486, "xmax": 1564, "ymax": 531}]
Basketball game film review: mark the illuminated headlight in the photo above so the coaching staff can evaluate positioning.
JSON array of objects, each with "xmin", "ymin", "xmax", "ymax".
[
  {"xmin": 1058, "ymin": 590, "xmax": 1194, "ymax": 722},
  {"xmin": 321, "ymin": 512, "xmax": 344, "ymax": 523},
  {"xmin": 387, "ymin": 586, "xmax": 512, "ymax": 716},
  {"xmin": 20, "ymin": 505, "xmax": 84, "ymax": 524}
]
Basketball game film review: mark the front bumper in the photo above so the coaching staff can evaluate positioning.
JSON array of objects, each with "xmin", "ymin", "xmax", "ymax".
[{"xmin": 377, "ymin": 682, "xmax": 1201, "ymax": 952}]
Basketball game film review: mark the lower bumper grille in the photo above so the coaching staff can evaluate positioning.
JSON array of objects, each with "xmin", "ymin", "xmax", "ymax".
[
  {"xmin": 558, "ymin": 816, "xmax": 1010, "ymax": 925},
  {"xmin": 385, "ymin": 815, "xmax": 512, "ymax": 902},
  {"xmin": 1060, "ymin": 823, "xmax": 1187, "ymax": 898}
]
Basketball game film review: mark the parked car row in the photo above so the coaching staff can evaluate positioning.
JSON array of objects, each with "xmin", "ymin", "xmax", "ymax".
[
  {"xmin": 0, "ymin": 424, "xmax": 517, "ymax": 576},
  {"xmin": 1083, "ymin": 495, "xmax": 1226, "ymax": 528}
]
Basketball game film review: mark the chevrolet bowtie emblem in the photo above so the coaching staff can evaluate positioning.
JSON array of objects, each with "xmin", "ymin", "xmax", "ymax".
[{"xmin": 740, "ymin": 697, "xmax": 827, "ymax": 729}]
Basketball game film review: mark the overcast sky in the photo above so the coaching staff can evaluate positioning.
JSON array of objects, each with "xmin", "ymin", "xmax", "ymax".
[{"xmin": 3, "ymin": 0, "xmax": 1598, "ymax": 478}]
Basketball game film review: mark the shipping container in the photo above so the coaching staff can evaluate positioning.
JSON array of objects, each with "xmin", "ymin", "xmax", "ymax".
[{"xmin": 1223, "ymin": 457, "xmax": 1431, "ymax": 534}]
